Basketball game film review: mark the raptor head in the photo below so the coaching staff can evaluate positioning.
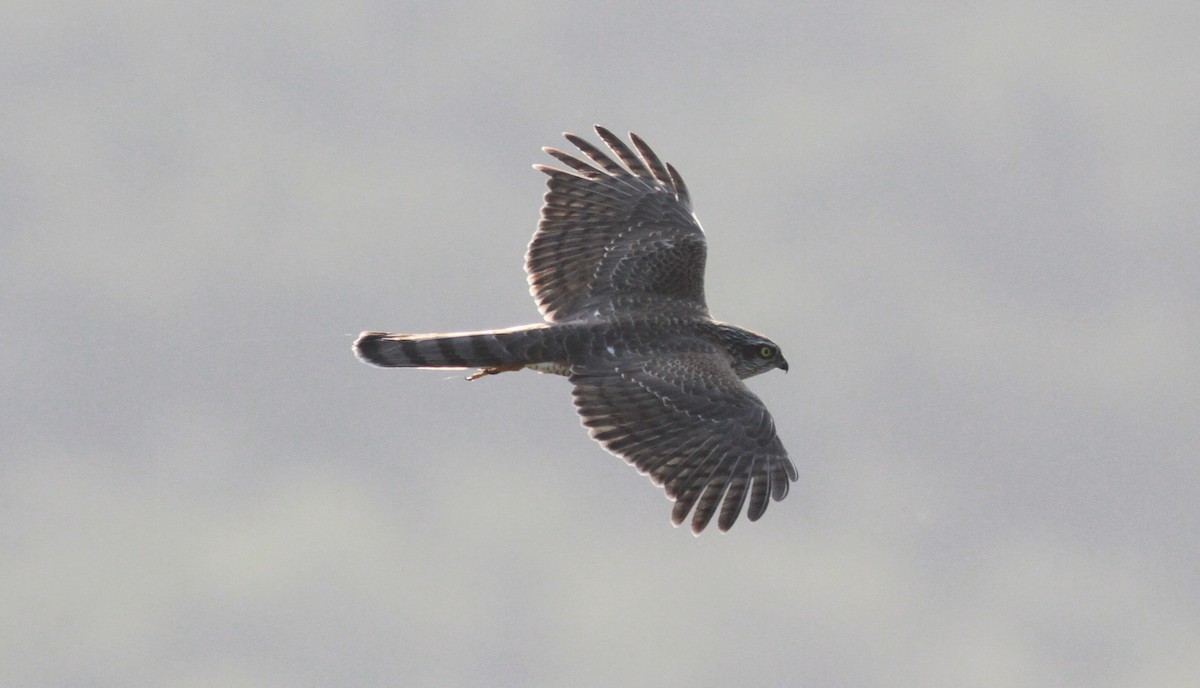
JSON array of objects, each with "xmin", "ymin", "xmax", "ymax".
[{"xmin": 716, "ymin": 324, "xmax": 789, "ymax": 379}]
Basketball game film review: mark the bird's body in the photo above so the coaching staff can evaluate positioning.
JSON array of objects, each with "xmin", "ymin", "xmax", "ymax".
[
  {"xmin": 355, "ymin": 126, "xmax": 796, "ymax": 533},
  {"xmin": 357, "ymin": 318, "xmax": 783, "ymax": 380}
]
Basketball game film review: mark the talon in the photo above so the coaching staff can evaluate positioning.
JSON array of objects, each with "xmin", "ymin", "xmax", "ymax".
[{"xmin": 466, "ymin": 364, "xmax": 523, "ymax": 380}]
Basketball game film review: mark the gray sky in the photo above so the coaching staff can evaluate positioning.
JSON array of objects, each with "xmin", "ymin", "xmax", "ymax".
[{"xmin": 4, "ymin": 2, "xmax": 1199, "ymax": 686}]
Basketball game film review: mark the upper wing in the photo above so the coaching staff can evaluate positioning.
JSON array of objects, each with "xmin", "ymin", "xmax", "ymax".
[
  {"xmin": 569, "ymin": 354, "xmax": 796, "ymax": 534},
  {"xmin": 527, "ymin": 126, "xmax": 709, "ymax": 323}
]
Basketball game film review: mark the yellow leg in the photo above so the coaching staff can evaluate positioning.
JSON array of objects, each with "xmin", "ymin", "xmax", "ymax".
[{"xmin": 466, "ymin": 364, "xmax": 524, "ymax": 381}]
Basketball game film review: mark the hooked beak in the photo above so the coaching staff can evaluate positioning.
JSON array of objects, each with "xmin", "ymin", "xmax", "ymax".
[{"xmin": 779, "ymin": 357, "xmax": 789, "ymax": 373}]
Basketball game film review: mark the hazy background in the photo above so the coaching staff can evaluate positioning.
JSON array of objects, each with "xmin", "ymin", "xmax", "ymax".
[{"xmin": 4, "ymin": 2, "xmax": 1198, "ymax": 686}]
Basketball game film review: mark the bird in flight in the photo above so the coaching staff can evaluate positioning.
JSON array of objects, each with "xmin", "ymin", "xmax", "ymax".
[{"xmin": 355, "ymin": 126, "xmax": 796, "ymax": 533}]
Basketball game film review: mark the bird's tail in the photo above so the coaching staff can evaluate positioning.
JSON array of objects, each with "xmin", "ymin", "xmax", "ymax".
[{"xmin": 353, "ymin": 324, "xmax": 560, "ymax": 371}]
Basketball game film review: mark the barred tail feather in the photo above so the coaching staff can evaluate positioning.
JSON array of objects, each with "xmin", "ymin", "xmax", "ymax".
[{"xmin": 353, "ymin": 325, "xmax": 552, "ymax": 370}]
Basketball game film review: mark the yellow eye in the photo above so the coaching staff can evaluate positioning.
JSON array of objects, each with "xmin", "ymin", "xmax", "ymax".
[{"xmin": 760, "ymin": 346, "xmax": 774, "ymax": 358}]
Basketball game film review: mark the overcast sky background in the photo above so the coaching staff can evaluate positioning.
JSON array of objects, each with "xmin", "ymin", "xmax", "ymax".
[{"xmin": 3, "ymin": 2, "xmax": 1199, "ymax": 686}]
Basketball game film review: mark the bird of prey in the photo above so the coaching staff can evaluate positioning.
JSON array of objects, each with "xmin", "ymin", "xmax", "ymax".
[{"xmin": 355, "ymin": 126, "xmax": 796, "ymax": 533}]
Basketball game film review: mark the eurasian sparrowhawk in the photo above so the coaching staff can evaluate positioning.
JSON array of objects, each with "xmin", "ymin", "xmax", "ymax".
[{"xmin": 355, "ymin": 126, "xmax": 796, "ymax": 533}]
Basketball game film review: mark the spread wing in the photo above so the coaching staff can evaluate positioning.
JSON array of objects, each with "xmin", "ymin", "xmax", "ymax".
[
  {"xmin": 570, "ymin": 355, "xmax": 796, "ymax": 534},
  {"xmin": 527, "ymin": 126, "xmax": 709, "ymax": 323}
]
